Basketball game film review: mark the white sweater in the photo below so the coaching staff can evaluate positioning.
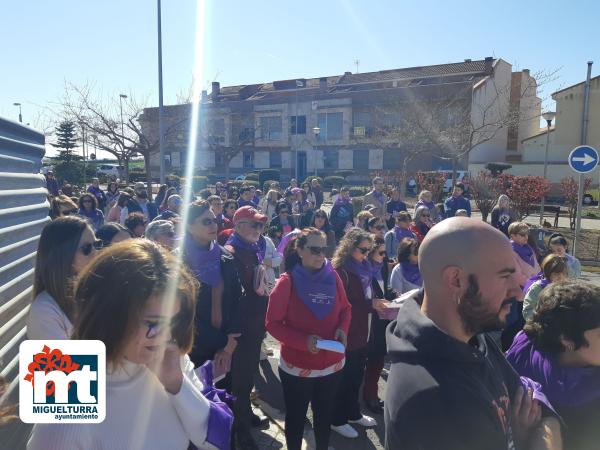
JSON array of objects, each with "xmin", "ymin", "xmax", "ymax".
[
  {"xmin": 27, "ymin": 355, "xmax": 218, "ymax": 450},
  {"xmin": 26, "ymin": 291, "xmax": 73, "ymax": 340},
  {"xmin": 390, "ymin": 264, "xmax": 422, "ymax": 296}
]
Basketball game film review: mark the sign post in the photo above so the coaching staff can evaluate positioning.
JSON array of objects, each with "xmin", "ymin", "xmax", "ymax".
[{"xmin": 568, "ymin": 145, "xmax": 599, "ymax": 257}]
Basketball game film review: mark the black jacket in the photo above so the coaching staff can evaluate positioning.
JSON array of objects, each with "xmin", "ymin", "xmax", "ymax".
[
  {"xmin": 384, "ymin": 289, "xmax": 527, "ymax": 450},
  {"xmin": 187, "ymin": 246, "xmax": 243, "ymax": 366},
  {"xmin": 269, "ymin": 215, "xmax": 296, "ymax": 234},
  {"xmin": 330, "ymin": 201, "xmax": 354, "ymax": 235}
]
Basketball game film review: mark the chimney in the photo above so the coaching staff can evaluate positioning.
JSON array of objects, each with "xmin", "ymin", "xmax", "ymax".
[
  {"xmin": 319, "ymin": 77, "xmax": 327, "ymax": 91},
  {"xmin": 523, "ymin": 69, "xmax": 530, "ymax": 76},
  {"xmin": 344, "ymin": 71, "xmax": 352, "ymax": 76},
  {"xmin": 464, "ymin": 59, "xmax": 471, "ymax": 63},
  {"xmin": 484, "ymin": 57, "xmax": 494, "ymax": 74},
  {"xmin": 211, "ymin": 81, "xmax": 220, "ymax": 98},
  {"xmin": 201, "ymin": 90, "xmax": 207, "ymax": 103}
]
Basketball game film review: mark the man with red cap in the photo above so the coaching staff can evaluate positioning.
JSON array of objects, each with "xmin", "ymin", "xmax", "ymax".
[{"xmin": 225, "ymin": 206, "xmax": 270, "ymax": 450}]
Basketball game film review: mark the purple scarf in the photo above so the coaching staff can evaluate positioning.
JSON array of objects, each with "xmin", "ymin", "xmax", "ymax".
[
  {"xmin": 344, "ymin": 259, "xmax": 374, "ymax": 300},
  {"xmin": 371, "ymin": 190, "xmax": 385, "ymax": 206},
  {"xmin": 511, "ymin": 241, "xmax": 535, "ymax": 267},
  {"xmin": 394, "ymin": 226, "xmax": 416, "ymax": 243},
  {"xmin": 370, "ymin": 260, "xmax": 384, "ymax": 282},
  {"xmin": 416, "ymin": 199, "xmax": 435, "ymax": 210},
  {"xmin": 226, "ymin": 233, "xmax": 266, "ymax": 263},
  {"xmin": 506, "ymin": 331, "xmax": 600, "ymax": 408},
  {"xmin": 277, "ymin": 229, "xmax": 301, "ymax": 254},
  {"xmin": 184, "ymin": 237, "xmax": 223, "ymax": 287},
  {"xmin": 523, "ymin": 271, "xmax": 543, "ymax": 293},
  {"xmin": 291, "ymin": 260, "xmax": 337, "ymax": 320},
  {"xmin": 401, "ymin": 261, "xmax": 423, "ymax": 286}
]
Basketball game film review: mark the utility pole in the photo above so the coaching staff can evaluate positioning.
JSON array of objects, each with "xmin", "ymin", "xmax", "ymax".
[{"xmin": 157, "ymin": 0, "xmax": 166, "ymax": 184}]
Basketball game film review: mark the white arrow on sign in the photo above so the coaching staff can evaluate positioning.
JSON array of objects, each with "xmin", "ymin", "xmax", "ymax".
[{"xmin": 572, "ymin": 153, "xmax": 596, "ymax": 166}]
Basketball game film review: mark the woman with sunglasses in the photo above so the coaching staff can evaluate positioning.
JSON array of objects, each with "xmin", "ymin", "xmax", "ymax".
[
  {"xmin": 310, "ymin": 209, "xmax": 336, "ymax": 259},
  {"xmin": 270, "ymin": 202, "xmax": 297, "ymax": 236},
  {"xmin": 223, "ymin": 199, "xmax": 238, "ymax": 222},
  {"xmin": 266, "ymin": 228, "xmax": 351, "ymax": 450},
  {"xmin": 331, "ymin": 229, "xmax": 378, "ymax": 438},
  {"xmin": 409, "ymin": 205, "xmax": 433, "ymax": 242},
  {"xmin": 28, "ymin": 239, "xmax": 233, "ymax": 450},
  {"xmin": 49, "ymin": 194, "xmax": 78, "ymax": 219},
  {"xmin": 77, "ymin": 193, "xmax": 104, "ymax": 231},
  {"xmin": 26, "ymin": 216, "xmax": 100, "ymax": 340},
  {"xmin": 509, "ymin": 222, "xmax": 541, "ymax": 285},
  {"xmin": 183, "ymin": 201, "xmax": 243, "ymax": 379},
  {"xmin": 363, "ymin": 237, "xmax": 395, "ymax": 415},
  {"xmin": 390, "ymin": 237, "xmax": 422, "ymax": 296}
]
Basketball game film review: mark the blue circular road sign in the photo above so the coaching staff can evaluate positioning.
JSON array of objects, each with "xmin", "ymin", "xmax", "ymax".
[{"xmin": 568, "ymin": 145, "xmax": 599, "ymax": 174}]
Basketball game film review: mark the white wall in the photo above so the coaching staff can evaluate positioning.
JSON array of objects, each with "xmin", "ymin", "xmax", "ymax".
[
  {"xmin": 254, "ymin": 151, "xmax": 270, "ymax": 169},
  {"xmin": 469, "ymin": 59, "xmax": 513, "ymax": 163},
  {"xmin": 339, "ymin": 150, "xmax": 353, "ymax": 169},
  {"xmin": 369, "ymin": 149, "xmax": 383, "ymax": 170}
]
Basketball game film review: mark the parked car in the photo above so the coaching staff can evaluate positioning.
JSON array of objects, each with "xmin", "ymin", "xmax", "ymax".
[
  {"xmin": 96, "ymin": 164, "xmax": 123, "ymax": 177},
  {"xmin": 583, "ymin": 188, "xmax": 599, "ymax": 205}
]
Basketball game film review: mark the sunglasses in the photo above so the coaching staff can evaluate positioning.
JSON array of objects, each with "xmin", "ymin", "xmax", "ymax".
[
  {"xmin": 356, "ymin": 247, "xmax": 371, "ymax": 254},
  {"xmin": 307, "ymin": 246, "xmax": 328, "ymax": 256},
  {"xmin": 280, "ymin": 210, "xmax": 289, "ymax": 214},
  {"xmin": 80, "ymin": 240, "xmax": 103, "ymax": 256},
  {"xmin": 239, "ymin": 221, "xmax": 265, "ymax": 230},
  {"xmin": 200, "ymin": 217, "xmax": 219, "ymax": 226},
  {"xmin": 377, "ymin": 250, "xmax": 386, "ymax": 256},
  {"xmin": 82, "ymin": 199, "xmax": 93, "ymax": 204},
  {"xmin": 143, "ymin": 317, "xmax": 179, "ymax": 339}
]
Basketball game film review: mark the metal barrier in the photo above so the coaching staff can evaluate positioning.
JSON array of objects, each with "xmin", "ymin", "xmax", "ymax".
[{"xmin": 0, "ymin": 118, "xmax": 47, "ymax": 448}]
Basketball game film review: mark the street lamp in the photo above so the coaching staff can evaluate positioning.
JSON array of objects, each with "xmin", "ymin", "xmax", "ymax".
[
  {"xmin": 312, "ymin": 126, "xmax": 320, "ymax": 176},
  {"xmin": 13, "ymin": 102, "xmax": 22, "ymax": 123},
  {"xmin": 119, "ymin": 94, "xmax": 128, "ymax": 172},
  {"xmin": 539, "ymin": 111, "xmax": 555, "ymax": 225}
]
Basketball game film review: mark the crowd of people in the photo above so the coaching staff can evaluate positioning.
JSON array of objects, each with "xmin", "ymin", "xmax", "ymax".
[{"xmin": 21, "ymin": 172, "xmax": 600, "ymax": 449}]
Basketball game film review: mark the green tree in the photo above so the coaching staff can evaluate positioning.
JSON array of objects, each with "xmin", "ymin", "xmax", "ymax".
[{"xmin": 52, "ymin": 121, "xmax": 79, "ymax": 161}]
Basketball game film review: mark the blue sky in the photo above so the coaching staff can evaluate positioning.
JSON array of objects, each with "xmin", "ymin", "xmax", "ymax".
[{"xmin": 1, "ymin": 0, "xmax": 598, "ymax": 151}]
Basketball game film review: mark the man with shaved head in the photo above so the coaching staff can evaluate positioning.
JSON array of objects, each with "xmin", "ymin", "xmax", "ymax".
[{"xmin": 384, "ymin": 218, "xmax": 562, "ymax": 450}]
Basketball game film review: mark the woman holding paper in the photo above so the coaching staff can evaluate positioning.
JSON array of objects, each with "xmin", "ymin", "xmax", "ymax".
[
  {"xmin": 363, "ymin": 236, "xmax": 395, "ymax": 414},
  {"xmin": 331, "ymin": 229, "xmax": 378, "ymax": 438},
  {"xmin": 266, "ymin": 228, "xmax": 351, "ymax": 450}
]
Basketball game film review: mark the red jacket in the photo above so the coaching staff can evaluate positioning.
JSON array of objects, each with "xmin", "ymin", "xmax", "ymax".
[
  {"xmin": 336, "ymin": 268, "xmax": 373, "ymax": 351},
  {"xmin": 266, "ymin": 271, "xmax": 351, "ymax": 370}
]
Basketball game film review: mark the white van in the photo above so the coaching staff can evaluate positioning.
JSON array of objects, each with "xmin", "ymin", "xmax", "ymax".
[{"xmin": 97, "ymin": 164, "xmax": 123, "ymax": 177}]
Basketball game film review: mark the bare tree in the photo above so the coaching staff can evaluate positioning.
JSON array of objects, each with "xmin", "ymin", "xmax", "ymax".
[
  {"xmin": 202, "ymin": 112, "xmax": 257, "ymax": 181},
  {"xmin": 370, "ymin": 68, "xmax": 558, "ymax": 190},
  {"xmin": 61, "ymin": 83, "xmax": 185, "ymax": 191}
]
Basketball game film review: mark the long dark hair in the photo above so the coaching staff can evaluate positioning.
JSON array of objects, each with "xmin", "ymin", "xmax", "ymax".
[
  {"xmin": 78, "ymin": 193, "xmax": 98, "ymax": 211},
  {"xmin": 33, "ymin": 216, "xmax": 89, "ymax": 320},
  {"xmin": 72, "ymin": 239, "xmax": 197, "ymax": 364},
  {"xmin": 310, "ymin": 209, "xmax": 331, "ymax": 233}
]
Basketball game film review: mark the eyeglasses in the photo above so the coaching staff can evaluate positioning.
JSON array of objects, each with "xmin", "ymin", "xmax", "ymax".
[
  {"xmin": 143, "ymin": 317, "xmax": 178, "ymax": 339},
  {"xmin": 80, "ymin": 240, "xmax": 103, "ymax": 256},
  {"xmin": 356, "ymin": 247, "xmax": 371, "ymax": 254},
  {"xmin": 200, "ymin": 217, "xmax": 219, "ymax": 226},
  {"xmin": 307, "ymin": 246, "xmax": 328, "ymax": 256},
  {"xmin": 239, "ymin": 221, "xmax": 265, "ymax": 230}
]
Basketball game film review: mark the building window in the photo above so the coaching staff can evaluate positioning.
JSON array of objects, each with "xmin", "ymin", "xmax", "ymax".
[
  {"xmin": 207, "ymin": 118, "xmax": 226, "ymax": 144},
  {"xmin": 259, "ymin": 116, "xmax": 282, "ymax": 141},
  {"xmin": 380, "ymin": 111, "xmax": 402, "ymax": 132},
  {"xmin": 353, "ymin": 150, "xmax": 369, "ymax": 169},
  {"xmin": 383, "ymin": 149, "xmax": 403, "ymax": 169},
  {"xmin": 317, "ymin": 112, "xmax": 343, "ymax": 140},
  {"xmin": 214, "ymin": 151, "xmax": 225, "ymax": 167},
  {"xmin": 290, "ymin": 115, "xmax": 306, "ymax": 135},
  {"xmin": 243, "ymin": 151, "xmax": 254, "ymax": 169},
  {"xmin": 352, "ymin": 111, "xmax": 373, "ymax": 137},
  {"xmin": 269, "ymin": 151, "xmax": 282, "ymax": 168},
  {"xmin": 323, "ymin": 150, "xmax": 339, "ymax": 170}
]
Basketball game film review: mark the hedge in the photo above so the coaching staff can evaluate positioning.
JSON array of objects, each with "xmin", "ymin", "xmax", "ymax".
[
  {"xmin": 302, "ymin": 176, "xmax": 323, "ymax": 186},
  {"xmin": 323, "ymin": 176, "xmax": 346, "ymax": 189}
]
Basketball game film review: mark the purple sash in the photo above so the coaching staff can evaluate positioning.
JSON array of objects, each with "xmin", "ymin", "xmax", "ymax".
[
  {"xmin": 184, "ymin": 237, "xmax": 223, "ymax": 287},
  {"xmin": 291, "ymin": 260, "xmax": 337, "ymax": 320},
  {"xmin": 401, "ymin": 262, "xmax": 423, "ymax": 286},
  {"xmin": 370, "ymin": 260, "xmax": 384, "ymax": 282},
  {"xmin": 394, "ymin": 226, "xmax": 416, "ymax": 243},
  {"xmin": 511, "ymin": 241, "xmax": 535, "ymax": 267},
  {"xmin": 226, "ymin": 233, "xmax": 266, "ymax": 263},
  {"xmin": 344, "ymin": 259, "xmax": 374, "ymax": 300}
]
